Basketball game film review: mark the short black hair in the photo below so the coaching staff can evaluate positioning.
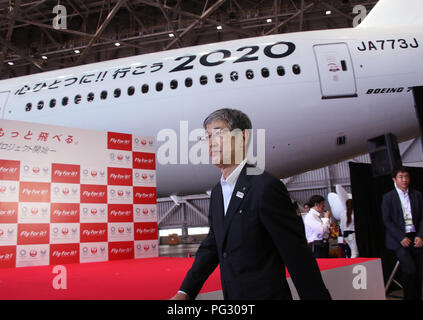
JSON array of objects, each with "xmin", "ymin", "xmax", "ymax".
[
  {"xmin": 308, "ymin": 195, "xmax": 325, "ymax": 207},
  {"xmin": 392, "ymin": 166, "xmax": 410, "ymax": 178},
  {"xmin": 203, "ymin": 108, "xmax": 252, "ymax": 131}
]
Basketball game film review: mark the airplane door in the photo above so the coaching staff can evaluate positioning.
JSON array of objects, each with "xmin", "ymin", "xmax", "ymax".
[
  {"xmin": 0, "ymin": 91, "xmax": 10, "ymax": 119},
  {"xmin": 313, "ymin": 43, "xmax": 357, "ymax": 99}
]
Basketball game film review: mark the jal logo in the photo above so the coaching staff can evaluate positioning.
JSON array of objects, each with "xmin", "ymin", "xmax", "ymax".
[
  {"xmin": 91, "ymin": 247, "xmax": 97, "ymax": 254},
  {"xmin": 82, "ymin": 191, "xmax": 105, "ymax": 198},
  {"xmin": 136, "ymin": 228, "xmax": 156, "ymax": 235},
  {"xmin": 109, "ymin": 137, "xmax": 131, "ymax": 146},
  {"xmin": 62, "ymin": 188, "xmax": 69, "ymax": 195},
  {"xmin": 53, "ymin": 209, "xmax": 77, "ymax": 217},
  {"xmin": 20, "ymin": 230, "xmax": 48, "ymax": 238},
  {"xmin": 31, "ymin": 207, "xmax": 38, "ymax": 215},
  {"xmin": 108, "ymin": 132, "xmax": 132, "ymax": 151},
  {"xmin": 61, "ymin": 228, "xmax": 69, "ymax": 235},
  {"xmin": 0, "ymin": 253, "xmax": 14, "ymax": 261},
  {"xmin": 53, "ymin": 169, "xmax": 78, "ymax": 177},
  {"xmin": 0, "ymin": 186, "xmax": 7, "ymax": 193},
  {"xmin": 91, "ymin": 171, "xmax": 97, "ymax": 177},
  {"xmin": 111, "ymin": 210, "xmax": 131, "ymax": 217},
  {"xmin": 22, "ymin": 188, "xmax": 48, "ymax": 196},
  {"xmin": 118, "ymin": 227, "xmax": 125, "ymax": 234},
  {"xmin": 135, "ymin": 192, "xmax": 155, "ymax": 199},
  {"xmin": 32, "ymin": 167, "xmax": 40, "ymax": 174},
  {"xmin": 134, "ymin": 157, "xmax": 154, "ymax": 164},
  {"xmin": 0, "ymin": 229, "xmax": 3, "ymax": 236},
  {"xmin": 117, "ymin": 190, "xmax": 124, "ymax": 197},
  {"xmin": 110, "ymin": 248, "xmax": 132, "ymax": 255},
  {"xmin": 52, "ymin": 250, "xmax": 77, "ymax": 258},
  {"xmin": 110, "ymin": 173, "xmax": 131, "ymax": 181},
  {"xmin": 0, "ymin": 166, "xmax": 17, "ymax": 174},
  {"xmin": 29, "ymin": 250, "xmax": 37, "ymax": 258},
  {"xmin": 0, "ymin": 209, "xmax": 15, "ymax": 216},
  {"xmin": 82, "ymin": 229, "xmax": 106, "ymax": 236},
  {"xmin": 91, "ymin": 209, "xmax": 97, "ymax": 215}
]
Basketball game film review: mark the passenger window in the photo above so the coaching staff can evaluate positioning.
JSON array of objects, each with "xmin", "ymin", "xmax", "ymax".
[
  {"xmin": 170, "ymin": 80, "xmax": 178, "ymax": 90},
  {"xmin": 230, "ymin": 71, "xmax": 239, "ymax": 81},
  {"xmin": 127, "ymin": 86, "xmax": 135, "ymax": 96},
  {"xmin": 87, "ymin": 92, "xmax": 95, "ymax": 102},
  {"xmin": 156, "ymin": 82, "xmax": 163, "ymax": 92},
  {"xmin": 114, "ymin": 88, "xmax": 121, "ymax": 98},
  {"xmin": 62, "ymin": 96, "xmax": 69, "ymax": 106},
  {"xmin": 37, "ymin": 101, "xmax": 44, "ymax": 110},
  {"xmin": 200, "ymin": 76, "xmax": 208, "ymax": 85},
  {"xmin": 100, "ymin": 90, "xmax": 108, "ymax": 100},
  {"xmin": 261, "ymin": 68, "xmax": 270, "ymax": 78},
  {"xmin": 185, "ymin": 78, "xmax": 193, "ymax": 87},
  {"xmin": 277, "ymin": 66, "xmax": 285, "ymax": 76},
  {"xmin": 49, "ymin": 99, "xmax": 56, "ymax": 108},
  {"xmin": 215, "ymin": 73, "xmax": 223, "ymax": 83},
  {"xmin": 246, "ymin": 69, "xmax": 254, "ymax": 80},
  {"xmin": 142, "ymin": 84, "xmax": 149, "ymax": 94},
  {"xmin": 293, "ymin": 64, "xmax": 301, "ymax": 75},
  {"xmin": 25, "ymin": 103, "xmax": 32, "ymax": 112},
  {"xmin": 74, "ymin": 95, "xmax": 81, "ymax": 104}
]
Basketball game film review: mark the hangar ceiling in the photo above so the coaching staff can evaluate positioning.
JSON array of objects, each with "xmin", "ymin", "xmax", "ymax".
[{"xmin": 0, "ymin": 0, "xmax": 377, "ymax": 80}]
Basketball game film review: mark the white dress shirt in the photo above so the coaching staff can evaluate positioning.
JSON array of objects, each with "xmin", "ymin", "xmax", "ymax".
[
  {"xmin": 395, "ymin": 183, "xmax": 416, "ymax": 233},
  {"xmin": 304, "ymin": 208, "xmax": 330, "ymax": 243},
  {"xmin": 220, "ymin": 159, "xmax": 247, "ymax": 215}
]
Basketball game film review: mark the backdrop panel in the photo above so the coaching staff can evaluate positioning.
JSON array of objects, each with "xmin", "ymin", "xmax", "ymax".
[{"xmin": 0, "ymin": 119, "xmax": 158, "ymax": 268}]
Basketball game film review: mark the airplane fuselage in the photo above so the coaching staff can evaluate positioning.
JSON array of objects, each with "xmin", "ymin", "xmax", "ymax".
[{"xmin": 0, "ymin": 26, "xmax": 422, "ymax": 196}]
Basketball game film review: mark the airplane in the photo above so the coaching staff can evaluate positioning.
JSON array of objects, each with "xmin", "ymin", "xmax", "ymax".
[{"xmin": 0, "ymin": 0, "xmax": 422, "ymax": 197}]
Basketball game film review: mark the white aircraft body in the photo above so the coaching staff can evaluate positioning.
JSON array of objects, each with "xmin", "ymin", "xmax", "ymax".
[{"xmin": 0, "ymin": 0, "xmax": 422, "ymax": 196}]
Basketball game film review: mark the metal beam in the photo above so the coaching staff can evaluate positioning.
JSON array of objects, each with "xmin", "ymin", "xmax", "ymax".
[
  {"xmin": 265, "ymin": 2, "xmax": 314, "ymax": 35},
  {"xmin": 136, "ymin": 0, "xmax": 254, "ymax": 37},
  {"xmin": 165, "ymin": 0, "xmax": 227, "ymax": 50},
  {"xmin": 157, "ymin": 0, "xmax": 183, "ymax": 48},
  {"xmin": 0, "ymin": 36, "xmax": 43, "ymax": 70},
  {"xmin": 74, "ymin": 0, "xmax": 128, "ymax": 66}
]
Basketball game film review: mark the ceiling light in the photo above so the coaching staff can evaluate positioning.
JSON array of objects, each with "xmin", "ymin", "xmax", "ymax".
[
  {"xmin": 41, "ymin": 55, "xmax": 48, "ymax": 60},
  {"xmin": 114, "ymin": 42, "xmax": 121, "ymax": 47},
  {"xmin": 7, "ymin": 61, "xmax": 14, "ymax": 66},
  {"xmin": 326, "ymin": 10, "xmax": 332, "ymax": 15},
  {"xmin": 169, "ymin": 33, "xmax": 175, "ymax": 38},
  {"xmin": 216, "ymin": 25, "xmax": 222, "ymax": 30},
  {"xmin": 74, "ymin": 49, "xmax": 80, "ymax": 54},
  {"xmin": 266, "ymin": 18, "xmax": 272, "ymax": 23}
]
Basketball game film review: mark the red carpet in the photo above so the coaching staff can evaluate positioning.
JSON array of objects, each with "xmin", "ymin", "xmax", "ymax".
[{"xmin": 0, "ymin": 257, "xmax": 377, "ymax": 299}]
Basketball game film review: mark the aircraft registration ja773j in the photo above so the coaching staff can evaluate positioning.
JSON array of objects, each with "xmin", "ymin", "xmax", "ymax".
[{"xmin": 0, "ymin": 0, "xmax": 422, "ymax": 196}]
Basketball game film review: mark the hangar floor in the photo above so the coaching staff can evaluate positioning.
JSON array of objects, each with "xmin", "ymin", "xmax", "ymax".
[{"xmin": 158, "ymin": 240, "xmax": 406, "ymax": 300}]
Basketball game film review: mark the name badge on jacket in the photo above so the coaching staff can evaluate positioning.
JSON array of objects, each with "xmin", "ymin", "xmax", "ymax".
[{"xmin": 236, "ymin": 191, "xmax": 244, "ymax": 199}]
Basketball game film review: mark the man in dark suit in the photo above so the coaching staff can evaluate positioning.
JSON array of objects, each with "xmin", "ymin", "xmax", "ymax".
[
  {"xmin": 171, "ymin": 108, "xmax": 331, "ymax": 300},
  {"xmin": 382, "ymin": 166, "xmax": 423, "ymax": 300}
]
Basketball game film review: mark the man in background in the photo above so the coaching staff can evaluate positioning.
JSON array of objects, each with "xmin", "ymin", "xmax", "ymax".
[{"xmin": 382, "ymin": 166, "xmax": 423, "ymax": 300}]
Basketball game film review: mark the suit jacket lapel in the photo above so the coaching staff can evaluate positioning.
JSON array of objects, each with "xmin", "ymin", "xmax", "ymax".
[
  {"xmin": 211, "ymin": 183, "xmax": 225, "ymax": 246},
  {"xmin": 393, "ymin": 190, "xmax": 404, "ymax": 223},
  {"xmin": 409, "ymin": 188, "xmax": 418, "ymax": 224},
  {"xmin": 222, "ymin": 164, "xmax": 251, "ymax": 241}
]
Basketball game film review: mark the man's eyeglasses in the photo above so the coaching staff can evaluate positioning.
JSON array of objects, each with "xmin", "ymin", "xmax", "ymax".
[{"xmin": 200, "ymin": 128, "xmax": 230, "ymax": 142}]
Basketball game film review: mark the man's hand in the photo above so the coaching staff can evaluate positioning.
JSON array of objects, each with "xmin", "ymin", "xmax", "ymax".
[
  {"xmin": 170, "ymin": 292, "xmax": 190, "ymax": 300},
  {"xmin": 414, "ymin": 236, "xmax": 423, "ymax": 248},
  {"xmin": 401, "ymin": 237, "xmax": 412, "ymax": 247}
]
